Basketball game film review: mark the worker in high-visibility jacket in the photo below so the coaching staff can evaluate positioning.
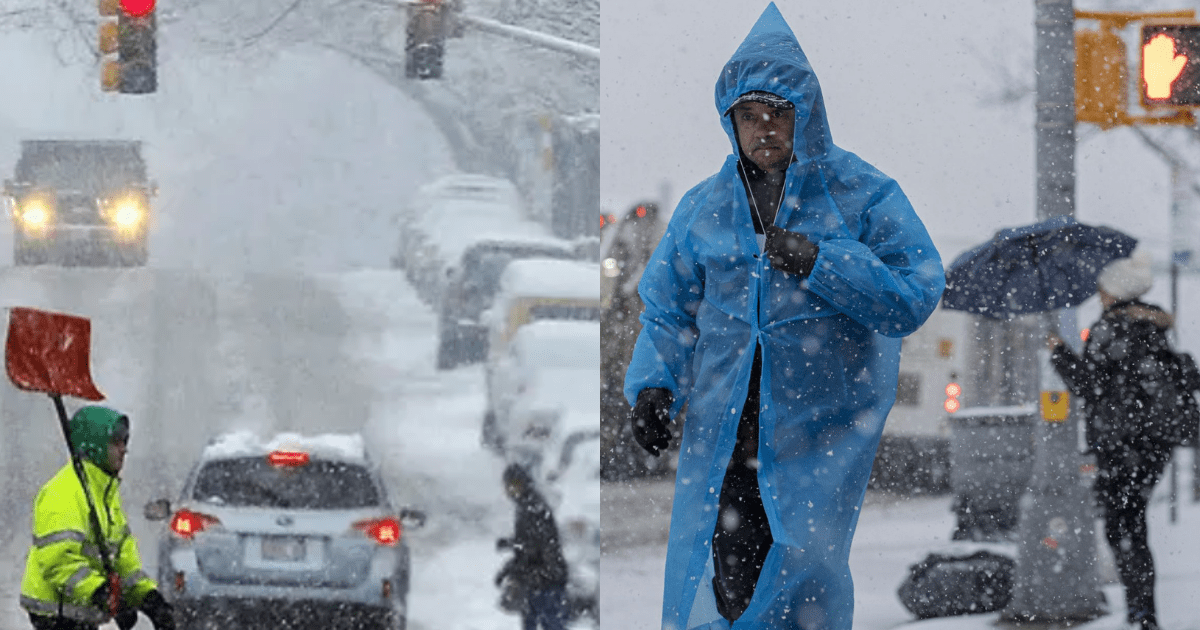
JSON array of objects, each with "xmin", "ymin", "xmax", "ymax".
[{"xmin": 20, "ymin": 405, "xmax": 177, "ymax": 630}]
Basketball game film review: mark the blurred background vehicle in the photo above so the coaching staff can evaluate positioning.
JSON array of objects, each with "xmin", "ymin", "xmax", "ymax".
[
  {"xmin": 598, "ymin": 202, "xmax": 668, "ymax": 481},
  {"xmin": 392, "ymin": 173, "xmax": 556, "ymax": 308},
  {"xmin": 3, "ymin": 139, "xmax": 154, "ymax": 267},
  {"xmin": 486, "ymin": 319, "xmax": 600, "ymax": 456},
  {"xmin": 537, "ymin": 420, "xmax": 600, "ymax": 628},
  {"xmin": 145, "ymin": 431, "xmax": 426, "ymax": 630},
  {"xmin": 436, "ymin": 236, "xmax": 578, "ymax": 370},
  {"xmin": 482, "ymin": 259, "xmax": 600, "ymax": 446}
]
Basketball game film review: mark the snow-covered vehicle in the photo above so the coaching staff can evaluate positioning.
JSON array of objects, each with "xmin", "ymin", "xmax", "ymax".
[
  {"xmin": 436, "ymin": 237, "xmax": 578, "ymax": 370},
  {"xmin": 144, "ymin": 431, "xmax": 426, "ymax": 630},
  {"xmin": 484, "ymin": 258, "xmax": 600, "ymax": 361},
  {"xmin": 392, "ymin": 173, "xmax": 552, "ymax": 307},
  {"xmin": 537, "ymin": 421, "xmax": 600, "ymax": 627},
  {"xmin": 3, "ymin": 139, "xmax": 154, "ymax": 266},
  {"xmin": 486, "ymin": 319, "xmax": 600, "ymax": 456},
  {"xmin": 480, "ymin": 260, "xmax": 600, "ymax": 448}
]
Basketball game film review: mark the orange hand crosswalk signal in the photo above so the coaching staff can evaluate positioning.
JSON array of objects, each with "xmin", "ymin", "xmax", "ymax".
[{"xmin": 1141, "ymin": 23, "xmax": 1200, "ymax": 106}]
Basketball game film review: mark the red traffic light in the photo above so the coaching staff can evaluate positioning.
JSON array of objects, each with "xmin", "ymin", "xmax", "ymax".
[{"xmin": 119, "ymin": 0, "xmax": 155, "ymax": 17}]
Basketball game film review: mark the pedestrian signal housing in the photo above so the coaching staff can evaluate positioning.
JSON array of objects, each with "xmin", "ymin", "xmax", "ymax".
[{"xmin": 1141, "ymin": 23, "xmax": 1200, "ymax": 106}]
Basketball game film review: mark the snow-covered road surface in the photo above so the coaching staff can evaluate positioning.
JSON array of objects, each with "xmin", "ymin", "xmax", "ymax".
[{"xmin": 0, "ymin": 267, "xmax": 538, "ymax": 630}]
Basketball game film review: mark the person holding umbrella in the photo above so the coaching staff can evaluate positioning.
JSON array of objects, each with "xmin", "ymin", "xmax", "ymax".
[
  {"xmin": 623, "ymin": 3, "xmax": 944, "ymax": 628},
  {"xmin": 1047, "ymin": 249, "xmax": 1198, "ymax": 630},
  {"xmin": 19, "ymin": 405, "xmax": 177, "ymax": 630}
]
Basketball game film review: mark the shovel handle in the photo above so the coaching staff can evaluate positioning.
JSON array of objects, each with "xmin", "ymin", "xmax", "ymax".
[
  {"xmin": 108, "ymin": 572, "xmax": 121, "ymax": 616},
  {"xmin": 50, "ymin": 394, "xmax": 119, "ymax": 594}
]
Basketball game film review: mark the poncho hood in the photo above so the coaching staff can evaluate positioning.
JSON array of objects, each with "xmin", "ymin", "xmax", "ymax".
[{"xmin": 715, "ymin": 2, "xmax": 832, "ymax": 164}]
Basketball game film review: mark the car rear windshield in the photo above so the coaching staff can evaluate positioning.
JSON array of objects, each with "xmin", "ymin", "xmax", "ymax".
[{"xmin": 192, "ymin": 457, "xmax": 380, "ymax": 509}]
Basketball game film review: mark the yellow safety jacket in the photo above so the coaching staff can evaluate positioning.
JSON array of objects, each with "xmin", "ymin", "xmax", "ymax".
[{"xmin": 20, "ymin": 459, "xmax": 156, "ymax": 624}]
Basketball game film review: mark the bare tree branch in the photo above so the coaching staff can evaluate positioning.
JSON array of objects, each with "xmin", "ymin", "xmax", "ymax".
[{"xmin": 238, "ymin": 0, "xmax": 306, "ymax": 49}]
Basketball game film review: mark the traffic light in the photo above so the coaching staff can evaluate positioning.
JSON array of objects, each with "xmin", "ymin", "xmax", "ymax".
[
  {"xmin": 943, "ymin": 382, "xmax": 961, "ymax": 414},
  {"xmin": 98, "ymin": 0, "xmax": 157, "ymax": 94},
  {"xmin": 405, "ymin": 0, "xmax": 447, "ymax": 80},
  {"xmin": 1075, "ymin": 28, "xmax": 1127, "ymax": 128},
  {"xmin": 1141, "ymin": 22, "xmax": 1200, "ymax": 106}
]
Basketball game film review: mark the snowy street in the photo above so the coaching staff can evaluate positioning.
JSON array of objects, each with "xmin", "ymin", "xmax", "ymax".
[
  {"xmin": 0, "ymin": 267, "xmax": 528, "ymax": 630},
  {"xmin": 601, "ymin": 466, "xmax": 1200, "ymax": 630}
]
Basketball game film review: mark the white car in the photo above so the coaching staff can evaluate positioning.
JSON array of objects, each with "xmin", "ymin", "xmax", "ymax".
[
  {"xmin": 483, "ymin": 320, "xmax": 600, "ymax": 454},
  {"xmin": 145, "ymin": 431, "xmax": 426, "ymax": 630}
]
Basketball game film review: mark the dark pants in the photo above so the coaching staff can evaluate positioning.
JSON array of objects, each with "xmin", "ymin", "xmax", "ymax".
[
  {"xmin": 523, "ymin": 586, "xmax": 568, "ymax": 630},
  {"xmin": 1095, "ymin": 444, "xmax": 1169, "ymax": 627},
  {"xmin": 28, "ymin": 613, "xmax": 97, "ymax": 630},
  {"xmin": 712, "ymin": 345, "xmax": 773, "ymax": 622}
]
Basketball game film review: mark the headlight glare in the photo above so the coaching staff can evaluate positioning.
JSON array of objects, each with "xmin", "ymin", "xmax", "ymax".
[
  {"xmin": 113, "ymin": 202, "xmax": 142, "ymax": 227},
  {"xmin": 20, "ymin": 202, "xmax": 50, "ymax": 227}
]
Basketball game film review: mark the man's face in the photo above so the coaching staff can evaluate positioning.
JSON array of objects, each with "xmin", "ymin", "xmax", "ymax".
[
  {"xmin": 107, "ymin": 438, "xmax": 127, "ymax": 474},
  {"xmin": 732, "ymin": 102, "xmax": 795, "ymax": 172}
]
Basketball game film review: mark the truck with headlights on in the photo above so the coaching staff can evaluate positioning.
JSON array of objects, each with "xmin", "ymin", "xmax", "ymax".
[{"xmin": 3, "ymin": 139, "xmax": 154, "ymax": 266}]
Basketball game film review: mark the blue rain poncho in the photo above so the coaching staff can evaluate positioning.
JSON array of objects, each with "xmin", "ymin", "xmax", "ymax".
[{"xmin": 624, "ymin": 5, "xmax": 945, "ymax": 629}]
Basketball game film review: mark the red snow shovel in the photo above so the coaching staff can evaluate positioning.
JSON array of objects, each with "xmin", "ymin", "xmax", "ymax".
[
  {"xmin": 6, "ymin": 307, "xmax": 105, "ymax": 401},
  {"xmin": 5, "ymin": 307, "xmax": 121, "ymax": 617}
]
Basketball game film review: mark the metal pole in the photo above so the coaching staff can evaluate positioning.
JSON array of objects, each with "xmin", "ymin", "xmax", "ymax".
[
  {"xmin": 1170, "ymin": 164, "xmax": 1181, "ymax": 523},
  {"xmin": 1002, "ymin": 0, "xmax": 1107, "ymax": 622},
  {"xmin": 455, "ymin": 14, "xmax": 599, "ymax": 62}
]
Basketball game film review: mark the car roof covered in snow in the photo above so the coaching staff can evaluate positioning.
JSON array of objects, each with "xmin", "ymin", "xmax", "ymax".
[
  {"xmin": 200, "ymin": 430, "xmax": 369, "ymax": 464},
  {"xmin": 499, "ymin": 259, "xmax": 600, "ymax": 299}
]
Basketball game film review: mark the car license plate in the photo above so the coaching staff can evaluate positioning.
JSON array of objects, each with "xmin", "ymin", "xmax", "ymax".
[{"xmin": 261, "ymin": 536, "xmax": 306, "ymax": 562}]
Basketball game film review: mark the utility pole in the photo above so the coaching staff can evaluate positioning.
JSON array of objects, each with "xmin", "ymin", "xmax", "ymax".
[
  {"xmin": 1131, "ymin": 124, "xmax": 1200, "ymax": 508},
  {"xmin": 1002, "ymin": 0, "xmax": 1108, "ymax": 621}
]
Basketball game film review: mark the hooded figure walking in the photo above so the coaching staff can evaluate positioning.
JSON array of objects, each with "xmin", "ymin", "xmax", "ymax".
[
  {"xmin": 495, "ymin": 464, "xmax": 571, "ymax": 630},
  {"xmin": 623, "ymin": 4, "xmax": 945, "ymax": 629}
]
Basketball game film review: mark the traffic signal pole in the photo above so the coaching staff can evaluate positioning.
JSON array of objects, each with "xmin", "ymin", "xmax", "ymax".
[
  {"xmin": 455, "ymin": 14, "xmax": 599, "ymax": 62},
  {"xmin": 1001, "ymin": 0, "xmax": 1108, "ymax": 621}
]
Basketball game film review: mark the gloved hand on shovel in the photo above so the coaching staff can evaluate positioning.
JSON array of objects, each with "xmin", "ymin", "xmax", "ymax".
[{"xmin": 89, "ymin": 582, "xmax": 138, "ymax": 630}]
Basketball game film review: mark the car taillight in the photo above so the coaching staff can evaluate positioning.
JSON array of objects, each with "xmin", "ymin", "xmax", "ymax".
[
  {"xmin": 170, "ymin": 509, "xmax": 220, "ymax": 539},
  {"xmin": 268, "ymin": 450, "xmax": 310, "ymax": 467},
  {"xmin": 354, "ymin": 517, "xmax": 402, "ymax": 546}
]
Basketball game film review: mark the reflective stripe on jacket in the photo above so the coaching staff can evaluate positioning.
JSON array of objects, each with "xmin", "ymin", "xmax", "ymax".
[{"xmin": 20, "ymin": 460, "xmax": 156, "ymax": 624}]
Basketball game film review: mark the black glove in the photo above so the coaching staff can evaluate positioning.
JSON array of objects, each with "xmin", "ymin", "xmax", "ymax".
[
  {"xmin": 90, "ymin": 581, "xmax": 119, "ymax": 616},
  {"xmin": 630, "ymin": 388, "xmax": 673, "ymax": 456},
  {"xmin": 494, "ymin": 558, "xmax": 515, "ymax": 587},
  {"xmin": 140, "ymin": 590, "xmax": 177, "ymax": 630},
  {"xmin": 115, "ymin": 607, "xmax": 139, "ymax": 630},
  {"xmin": 764, "ymin": 225, "xmax": 819, "ymax": 278},
  {"xmin": 91, "ymin": 581, "xmax": 139, "ymax": 628}
]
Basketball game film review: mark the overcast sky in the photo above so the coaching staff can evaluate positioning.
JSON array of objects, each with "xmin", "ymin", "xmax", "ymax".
[{"xmin": 601, "ymin": 0, "xmax": 1197, "ymax": 267}]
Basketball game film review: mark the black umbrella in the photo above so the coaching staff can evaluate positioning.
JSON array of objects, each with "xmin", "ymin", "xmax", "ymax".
[{"xmin": 943, "ymin": 216, "xmax": 1138, "ymax": 319}]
